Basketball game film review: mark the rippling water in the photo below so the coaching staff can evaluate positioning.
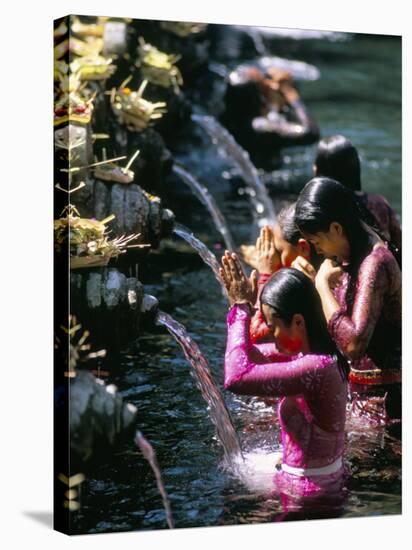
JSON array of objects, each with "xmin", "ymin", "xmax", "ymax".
[
  {"xmin": 72, "ymin": 29, "xmax": 401, "ymax": 534},
  {"xmin": 297, "ymin": 33, "xmax": 401, "ymax": 217}
]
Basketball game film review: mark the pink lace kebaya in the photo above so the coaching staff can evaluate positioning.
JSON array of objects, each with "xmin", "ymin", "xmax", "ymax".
[
  {"xmin": 225, "ymin": 303, "xmax": 347, "ymax": 498},
  {"xmin": 329, "ymin": 245, "xmax": 401, "ymax": 419},
  {"xmin": 359, "ymin": 192, "xmax": 401, "ymax": 255}
]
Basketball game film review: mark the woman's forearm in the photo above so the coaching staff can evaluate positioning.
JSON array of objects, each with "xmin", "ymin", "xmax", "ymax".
[
  {"xmin": 318, "ymin": 279, "xmax": 375, "ymax": 361},
  {"xmin": 316, "ymin": 281, "xmax": 341, "ymax": 324},
  {"xmin": 224, "ymin": 304, "xmax": 331, "ymax": 397}
]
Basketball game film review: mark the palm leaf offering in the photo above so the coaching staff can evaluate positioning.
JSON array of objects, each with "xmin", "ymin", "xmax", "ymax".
[
  {"xmin": 54, "ymin": 205, "xmax": 150, "ymax": 269},
  {"xmin": 54, "ymin": 72, "xmax": 96, "ymax": 126},
  {"xmin": 93, "ymin": 148, "xmax": 140, "ymax": 184},
  {"xmin": 160, "ymin": 21, "xmax": 207, "ymax": 37},
  {"xmin": 70, "ymin": 55, "xmax": 117, "ymax": 81},
  {"xmin": 111, "ymin": 78, "xmax": 167, "ymax": 131},
  {"xmin": 137, "ymin": 38, "xmax": 183, "ymax": 93},
  {"xmin": 71, "ymin": 15, "xmax": 107, "ymax": 38},
  {"xmin": 53, "ymin": 36, "xmax": 104, "ymax": 60}
]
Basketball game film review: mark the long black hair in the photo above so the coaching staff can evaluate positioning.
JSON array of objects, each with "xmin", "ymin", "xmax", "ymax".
[
  {"xmin": 260, "ymin": 268, "xmax": 346, "ymax": 375},
  {"xmin": 294, "ymin": 177, "xmax": 371, "ymax": 266},
  {"xmin": 315, "ymin": 135, "xmax": 361, "ymax": 192},
  {"xmin": 294, "ymin": 177, "xmax": 384, "ymax": 322}
]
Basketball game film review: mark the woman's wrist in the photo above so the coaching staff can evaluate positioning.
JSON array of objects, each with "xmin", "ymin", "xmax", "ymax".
[
  {"xmin": 315, "ymin": 280, "xmax": 340, "ymax": 323},
  {"xmin": 230, "ymin": 300, "xmax": 254, "ymax": 312},
  {"xmin": 235, "ymin": 298, "xmax": 253, "ymax": 306},
  {"xmin": 257, "ymin": 262, "xmax": 281, "ymax": 275},
  {"xmin": 228, "ymin": 296, "xmax": 252, "ymax": 305},
  {"xmin": 315, "ymin": 276, "xmax": 331, "ymax": 294}
]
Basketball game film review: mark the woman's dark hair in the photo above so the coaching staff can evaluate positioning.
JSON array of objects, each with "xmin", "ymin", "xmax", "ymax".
[
  {"xmin": 260, "ymin": 268, "xmax": 347, "ymax": 377},
  {"xmin": 294, "ymin": 177, "xmax": 373, "ymax": 318},
  {"xmin": 278, "ymin": 203, "xmax": 301, "ymax": 245},
  {"xmin": 314, "ymin": 135, "xmax": 387, "ymax": 235},
  {"xmin": 294, "ymin": 176, "xmax": 402, "ymax": 317},
  {"xmin": 315, "ymin": 135, "xmax": 361, "ymax": 192},
  {"xmin": 294, "ymin": 177, "xmax": 370, "ymax": 264}
]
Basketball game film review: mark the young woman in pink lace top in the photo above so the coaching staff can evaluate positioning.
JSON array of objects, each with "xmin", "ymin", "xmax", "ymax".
[
  {"xmin": 294, "ymin": 177, "xmax": 401, "ymax": 422},
  {"xmin": 220, "ymin": 252, "xmax": 347, "ymax": 500}
]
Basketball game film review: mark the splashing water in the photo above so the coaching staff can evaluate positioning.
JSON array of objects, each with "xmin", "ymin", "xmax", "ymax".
[
  {"xmin": 173, "ymin": 163, "xmax": 237, "ymax": 252},
  {"xmin": 135, "ymin": 431, "xmax": 175, "ymax": 529},
  {"xmin": 156, "ymin": 310, "xmax": 243, "ymax": 466},
  {"xmin": 191, "ymin": 114, "xmax": 277, "ymax": 230},
  {"xmin": 173, "ymin": 223, "xmax": 225, "ymax": 291},
  {"xmin": 232, "ymin": 446, "xmax": 283, "ymax": 494}
]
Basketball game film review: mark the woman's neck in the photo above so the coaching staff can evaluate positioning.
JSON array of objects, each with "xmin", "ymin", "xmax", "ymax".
[{"xmin": 345, "ymin": 222, "xmax": 377, "ymax": 266}]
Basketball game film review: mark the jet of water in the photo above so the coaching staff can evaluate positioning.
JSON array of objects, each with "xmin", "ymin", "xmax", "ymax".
[
  {"xmin": 247, "ymin": 27, "xmax": 267, "ymax": 56},
  {"xmin": 173, "ymin": 223, "xmax": 226, "ymax": 292},
  {"xmin": 231, "ymin": 446, "xmax": 283, "ymax": 494},
  {"xmin": 156, "ymin": 310, "xmax": 243, "ymax": 466},
  {"xmin": 135, "ymin": 431, "xmax": 175, "ymax": 529},
  {"xmin": 192, "ymin": 114, "xmax": 277, "ymax": 230},
  {"xmin": 172, "ymin": 163, "xmax": 237, "ymax": 252}
]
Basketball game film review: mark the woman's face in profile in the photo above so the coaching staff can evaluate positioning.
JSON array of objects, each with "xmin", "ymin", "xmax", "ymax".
[
  {"xmin": 302, "ymin": 223, "xmax": 347, "ymax": 262},
  {"xmin": 273, "ymin": 225, "xmax": 311, "ymax": 267},
  {"xmin": 261, "ymin": 304, "xmax": 304, "ymax": 355},
  {"xmin": 273, "ymin": 225, "xmax": 298, "ymax": 267},
  {"xmin": 304, "ymin": 231, "xmax": 335, "ymax": 258}
]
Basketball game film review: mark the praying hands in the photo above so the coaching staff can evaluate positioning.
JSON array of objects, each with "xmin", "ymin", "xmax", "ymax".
[{"xmin": 220, "ymin": 251, "xmax": 258, "ymax": 307}]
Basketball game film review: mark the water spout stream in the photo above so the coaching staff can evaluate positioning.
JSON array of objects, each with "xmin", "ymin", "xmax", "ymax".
[
  {"xmin": 135, "ymin": 431, "xmax": 175, "ymax": 529},
  {"xmin": 192, "ymin": 114, "xmax": 277, "ymax": 230},
  {"xmin": 172, "ymin": 163, "xmax": 236, "ymax": 252},
  {"xmin": 156, "ymin": 310, "xmax": 243, "ymax": 466},
  {"xmin": 173, "ymin": 223, "xmax": 225, "ymax": 290}
]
